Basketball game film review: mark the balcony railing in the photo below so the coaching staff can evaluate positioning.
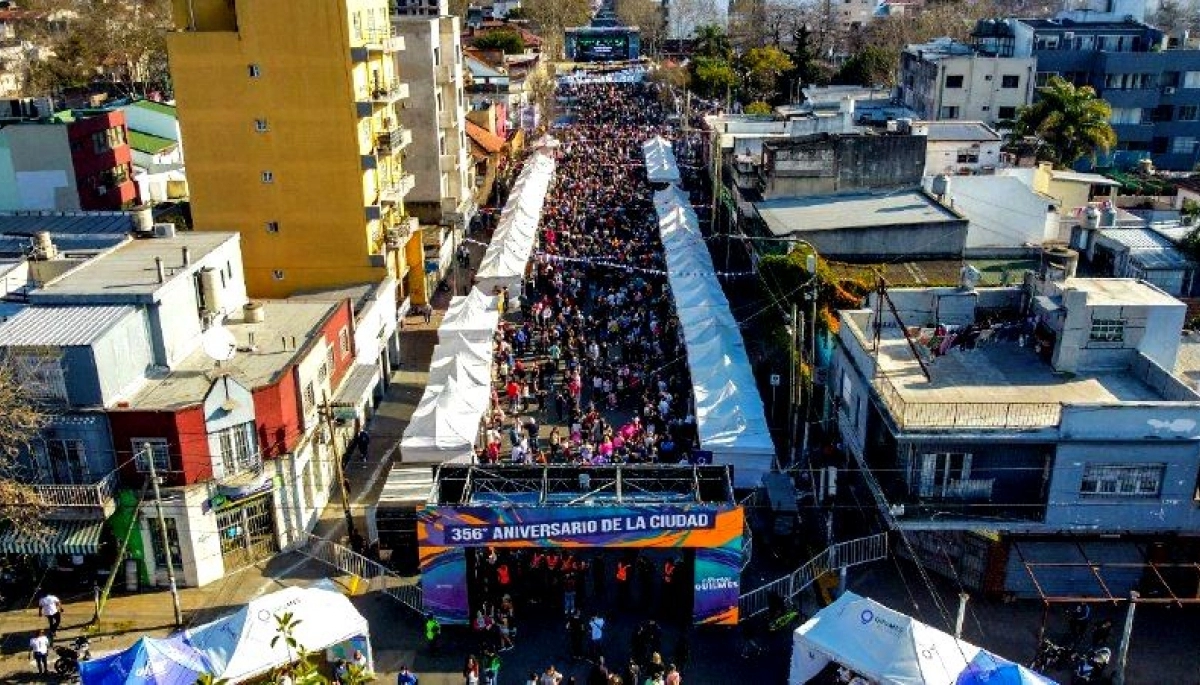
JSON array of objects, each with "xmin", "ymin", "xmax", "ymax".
[
  {"xmin": 361, "ymin": 81, "xmax": 408, "ymax": 104},
  {"xmin": 363, "ymin": 27, "xmax": 403, "ymax": 53},
  {"xmin": 34, "ymin": 471, "xmax": 118, "ymax": 509},
  {"xmin": 437, "ymin": 108, "xmax": 458, "ymax": 130},
  {"xmin": 873, "ymin": 374, "xmax": 1062, "ymax": 431},
  {"xmin": 436, "ymin": 62, "xmax": 458, "ymax": 84},
  {"xmin": 376, "ymin": 124, "xmax": 412, "ymax": 153},
  {"xmin": 378, "ymin": 173, "xmax": 415, "ymax": 205}
]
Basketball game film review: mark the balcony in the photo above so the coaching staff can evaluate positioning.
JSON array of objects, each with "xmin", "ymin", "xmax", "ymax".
[
  {"xmin": 439, "ymin": 153, "xmax": 460, "ymax": 171},
  {"xmin": 378, "ymin": 172, "xmax": 415, "ymax": 204},
  {"xmin": 436, "ymin": 62, "xmax": 458, "ymax": 85},
  {"xmin": 873, "ymin": 373, "xmax": 1062, "ymax": 431},
  {"xmin": 358, "ymin": 81, "xmax": 408, "ymax": 108},
  {"xmin": 376, "ymin": 123, "xmax": 413, "ymax": 153},
  {"xmin": 33, "ymin": 471, "xmax": 118, "ymax": 517},
  {"xmin": 438, "ymin": 107, "xmax": 458, "ymax": 130},
  {"xmin": 385, "ymin": 215, "xmax": 419, "ymax": 247}
]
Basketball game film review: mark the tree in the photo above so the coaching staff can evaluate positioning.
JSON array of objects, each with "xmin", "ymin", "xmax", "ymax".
[
  {"xmin": 1013, "ymin": 76, "xmax": 1117, "ymax": 167},
  {"xmin": 833, "ymin": 45, "xmax": 894, "ymax": 87},
  {"xmin": 690, "ymin": 56, "xmax": 739, "ymax": 100},
  {"xmin": 692, "ymin": 23, "xmax": 732, "ymax": 59},
  {"xmin": 522, "ymin": 0, "xmax": 592, "ymax": 58},
  {"xmin": 448, "ymin": 0, "xmax": 469, "ymax": 17},
  {"xmin": 739, "ymin": 45, "xmax": 794, "ymax": 104},
  {"xmin": 0, "ymin": 359, "xmax": 47, "ymax": 534},
  {"xmin": 1153, "ymin": 0, "xmax": 1200, "ymax": 36},
  {"xmin": 615, "ymin": 0, "xmax": 666, "ymax": 57},
  {"xmin": 745, "ymin": 100, "xmax": 773, "ymax": 115},
  {"xmin": 785, "ymin": 24, "xmax": 832, "ymax": 92},
  {"xmin": 474, "ymin": 29, "xmax": 527, "ymax": 54},
  {"xmin": 19, "ymin": 0, "xmax": 172, "ymax": 99}
]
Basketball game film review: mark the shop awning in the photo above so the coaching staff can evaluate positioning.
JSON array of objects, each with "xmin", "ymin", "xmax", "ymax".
[{"xmin": 0, "ymin": 519, "xmax": 105, "ymax": 555}]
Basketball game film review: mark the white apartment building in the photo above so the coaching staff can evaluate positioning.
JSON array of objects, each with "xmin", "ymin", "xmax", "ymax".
[{"xmin": 898, "ymin": 38, "xmax": 1036, "ymax": 127}]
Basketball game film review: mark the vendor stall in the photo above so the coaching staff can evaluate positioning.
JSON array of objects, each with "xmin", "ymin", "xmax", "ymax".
[
  {"xmin": 187, "ymin": 584, "xmax": 373, "ymax": 683},
  {"xmin": 80, "ymin": 635, "xmax": 212, "ymax": 685}
]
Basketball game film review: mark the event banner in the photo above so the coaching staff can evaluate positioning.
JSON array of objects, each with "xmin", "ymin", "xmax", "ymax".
[
  {"xmin": 418, "ymin": 505, "xmax": 743, "ymax": 548},
  {"xmin": 693, "ymin": 546, "xmax": 741, "ymax": 626}
]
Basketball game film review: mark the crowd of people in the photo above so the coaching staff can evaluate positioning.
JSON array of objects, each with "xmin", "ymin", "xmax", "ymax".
[{"xmin": 476, "ymin": 80, "xmax": 702, "ymax": 475}]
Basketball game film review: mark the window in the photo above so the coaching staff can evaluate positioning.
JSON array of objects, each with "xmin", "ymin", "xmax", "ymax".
[
  {"xmin": 1172, "ymin": 136, "xmax": 1198, "ymax": 154},
  {"xmin": 1080, "ymin": 464, "xmax": 1164, "ymax": 497},
  {"xmin": 213, "ymin": 420, "xmax": 258, "ymax": 477},
  {"xmin": 265, "ymin": 221, "xmax": 280, "ymax": 233},
  {"xmin": 133, "ymin": 439, "xmax": 170, "ymax": 473},
  {"xmin": 1089, "ymin": 318, "xmax": 1125, "ymax": 342},
  {"xmin": 940, "ymin": 106, "xmax": 960, "ymax": 119},
  {"xmin": 261, "ymin": 171, "xmax": 274, "ymax": 183},
  {"xmin": 326, "ymin": 347, "xmax": 335, "ymax": 378},
  {"xmin": 304, "ymin": 381, "xmax": 316, "ymax": 412},
  {"xmin": 1110, "ymin": 107, "xmax": 1142, "ymax": 124},
  {"xmin": 917, "ymin": 452, "xmax": 973, "ymax": 498},
  {"xmin": 956, "ymin": 148, "xmax": 980, "ymax": 164},
  {"xmin": 13, "ymin": 353, "xmax": 68, "ymax": 402},
  {"xmin": 1178, "ymin": 105, "xmax": 1199, "ymax": 121},
  {"xmin": 944, "ymin": 74, "xmax": 964, "ymax": 88},
  {"xmin": 148, "ymin": 517, "xmax": 182, "ymax": 571},
  {"xmin": 433, "ymin": 46, "xmax": 441, "ymax": 66},
  {"xmin": 1001, "ymin": 74, "xmax": 1020, "ymax": 88},
  {"xmin": 38, "ymin": 439, "xmax": 88, "ymax": 484},
  {"xmin": 998, "ymin": 106, "xmax": 1017, "ymax": 120},
  {"xmin": 1035, "ymin": 71, "xmax": 1056, "ymax": 87},
  {"xmin": 339, "ymin": 327, "xmax": 351, "ymax": 356},
  {"xmin": 272, "ymin": 269, "xmax": 285, "ymax": 280},
  {"xmin": 254, "ymin": 118, "xmax": 269, "ymax": 132},
  {"xmin": 317, "ymin": 362, "xmax": 328, "ymax": 384},
  {"xmin": 248, "ymin": 63, "xmax": 261, "ymax": 78},
  {"xmin": 1183, "ymin": 71, "xmax": 1200, "ymax": 89}
]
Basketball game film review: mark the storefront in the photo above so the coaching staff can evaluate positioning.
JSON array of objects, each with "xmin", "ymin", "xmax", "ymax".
[{"xmin": 417, "ymin": 464, "xmax": 744, "ymax": 626}]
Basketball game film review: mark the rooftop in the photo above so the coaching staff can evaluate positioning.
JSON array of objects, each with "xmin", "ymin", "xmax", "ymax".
[
  {"xmin": 1049, "ymin": 169, "xmax": 1121, "ymax": 187},
  {"xmin": 124, "ymin": 300, "xmax": 338, "ymax": 410},
  {"xmin": 842, "ymin": 311, "xmax": 1166, "ymax": 430},
  {"xmin": 1058, "ymin": 277, "xmax": 1181, "ymax": 307},
  {"xmin": 915, "ymin": 120, "xmax": 1001, "ymax": 142},
  {"xmin": 128, "ymin": 130, "xmax": 176, "ymax": 155},
  {"xmin": 1173, "ymin": 331, "xmax": 1200, "ymax": 391},
  {"xmin": 0, "ymin": 212, "xmax": 134, "ymax": 257},
  {"xmin": 0, "ymin": 305, "xmax": 136, "ymax": 347},
  {"xmin": 755, "ymin": 190, "xmax": 961, "ymax": 236},
  {"xmin": 128, "ymin": 99, "xmax": 177, "ymax": 117},
  {"xmin": 465, "ymin": 120, "xmax": 505, "ymax": 153},
  {"xmin": 1018, "ymin": 17, "xmax": 1159, "ymax": 33},
  {"xmin": 30, "ymin": 232, "xmax": 238, "ymax": 303},
  {"xmin": 904, "ymin": 37, "xmax": 977, "ymax": 60}
]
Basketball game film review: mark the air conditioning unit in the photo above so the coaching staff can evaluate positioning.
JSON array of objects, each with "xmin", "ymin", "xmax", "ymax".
[
  {"xmin": 1164, "ymin": 86, "xmax": 1177, "ymax": 95},
  {"xmin": 1063, "ymin": 31, "xmax": 1074, "ymax": 41}
]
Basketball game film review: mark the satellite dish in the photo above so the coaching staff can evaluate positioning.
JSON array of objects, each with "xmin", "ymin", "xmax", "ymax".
[{"xmin": 201, "ymin": 326, "xmax": 238, "ymax": 363}]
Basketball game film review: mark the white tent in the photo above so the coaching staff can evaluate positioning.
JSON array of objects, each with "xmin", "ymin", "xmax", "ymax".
[
  {"xmin": 439, "ymin": 287, "xmax": 500, "ymax": 343},
  {"xmin": 652, "ymin": 181, "xmax": 775, "ymax": 488},
  {"xmin": 426, "ymin": 347, "xmax": 493, "ymax": 391},
  {"xmin": 643, "ymin": 136, "xmax": 681, "ymax": 185},
  {"xmin": 186, "ymin": 584, "xmax": 372, "ymax": 684},
  {"xmin": 789, "ymin": 592, "xmax": 981, "ymax": 685},
  {"xmin": 476, "ymin": 149, "xmax": 556, "ymax": 294},
  {"xmin": 400, "ymin": 373, "xmax": 490, "ymax": 463}
]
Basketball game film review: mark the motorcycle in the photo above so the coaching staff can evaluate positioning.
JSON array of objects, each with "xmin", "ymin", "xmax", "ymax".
[
  {"xmin": 1030, "ymin": 638, "xmax": 1074, "ymax": 673},
  {"xmin": 1072, "ymin": 647, "xmax": 1112, "ymax": 684},
  {"xmin": 54, "ymin": 635, "xmax": 91, "ymax": 675}
]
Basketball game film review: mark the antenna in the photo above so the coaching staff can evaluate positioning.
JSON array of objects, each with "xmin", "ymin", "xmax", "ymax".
[
  {"xmin": 200, "ymin": 325, "xmax": 238, "ymax": 364},
  {"xmin": 874, "ymin": 276, "xmax": 932, "ymax": 382}
]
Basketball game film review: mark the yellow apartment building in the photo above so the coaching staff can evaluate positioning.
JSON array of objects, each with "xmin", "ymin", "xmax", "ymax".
[{"xmin": 167, "ymin": 0, "xmax": 426, "ymax": 302}]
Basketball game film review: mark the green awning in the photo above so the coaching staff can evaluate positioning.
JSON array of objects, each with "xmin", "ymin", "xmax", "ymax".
[{"xmin": 0, "ymin": 519, "xmax": 105, "ymax": 555}]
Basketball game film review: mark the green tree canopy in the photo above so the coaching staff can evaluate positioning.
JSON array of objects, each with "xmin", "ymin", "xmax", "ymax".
[
  {"xmin": 745, "ymin": 100, "xmax": 773, "ymax": 115},
  {"xmin": 691, "ymin": 56, "xmax": 740, "ymax": 100},
  {"xmin": 739, "ymin": 45, "xmax": 794, "ymax": 104},
  {"xmin": 1014, "ymin": 76, "xmax": 1117, "ymax": 167},
  {"xmin": 833, "ymin": 45, "xmax": 894, "ymax": 87},
  {"xmin": 473, "ymin": 29, "xmax": 527, "ymax": 54},
  {"xmin": 692, "ymin": 23, "xmax": 732, "ymax": 59}
]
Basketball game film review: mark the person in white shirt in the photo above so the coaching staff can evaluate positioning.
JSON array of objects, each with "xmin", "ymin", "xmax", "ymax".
[
  {"xmin": 38, "ymin": 592, "xmax": 61, "ymax": 634},
  {"xmin": 588, "ymin": 614, "xmax": 605, "ymax": 660},
  {"xmin": 29, "ymin": 630, "xmax": 50, "ymax": 674}
]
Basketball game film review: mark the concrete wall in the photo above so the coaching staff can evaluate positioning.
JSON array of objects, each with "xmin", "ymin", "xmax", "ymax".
[
  {"xmin": 154, "ymin": 237, "xmax": 248, "ymax": 368},
  {"xmin": 921, "ymin": 138, "xmax": 1004, "ymax": 175},
  {"xmin": 924, "ymin": 175, "xmax": 1060, "ymax": 250},
  {"xmin": 1045, "ymin": 440, "xmax": 1200, "ymax": 532},
  {"xmin": 396, "ymin": 19, "xmax": 439, "ymax": 206},
  {"xmin": 0, "ymin": 125, "xmax": 80, "ymax": 211},
  {"xmin": 1051, "ymin": 287, "xmax": 1186, "ymax": 373},
  {"xmin": 140, "ymin": 484, "xmax": 223, "ymax": 587},
  {"xmin": 900, "ymin": 52, "xmax": 1036, "ymax": 127},
  {"xmin": 761, "ymin": 134, "xmax": 928, "ymax": 197},
  {"xmin": 202, "ymin": 375, "xmax": 257, "ymax": 479},
  {"xmin": 798, "ymin": 220, "xmax": 967, "ymax": 261},
  {"xmin": 25, "ymin": 412, "xmax": 115, "ymax": 484}
]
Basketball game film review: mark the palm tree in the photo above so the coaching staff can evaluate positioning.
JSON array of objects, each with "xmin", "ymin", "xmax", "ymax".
[{"xmin": 1013, "ymin": 76, "xmax": 1117, "ymax": 167}]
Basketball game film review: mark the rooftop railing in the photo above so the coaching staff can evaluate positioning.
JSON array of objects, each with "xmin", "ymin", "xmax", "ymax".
[{"xmin": 874, "ymin": 373, "xmax": 1062, "ymax": 430}]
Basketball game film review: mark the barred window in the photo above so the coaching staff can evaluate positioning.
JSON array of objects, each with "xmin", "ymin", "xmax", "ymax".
[
  {"xmin": 1080, "ymin": 464, "xmax": 1164, "ymax": 497},
  {"xmin": 1089, "ymin": 318, "xmax": 1125, "ymax": 342}
]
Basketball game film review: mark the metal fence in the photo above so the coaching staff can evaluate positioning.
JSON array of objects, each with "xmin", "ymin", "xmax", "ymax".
[
  {"xmin": 874, "ymin": 374, "xmax": 1061, "ymax": 430},
  {"xmin": 738, "ymin": 532, "xmax": 889, "ymax": 621},
  {"xmin": 295, "ymin": 534, "xmax": 424, "ymax": 616}
]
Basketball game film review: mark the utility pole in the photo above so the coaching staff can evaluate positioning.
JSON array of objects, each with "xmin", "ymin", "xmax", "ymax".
[
  {"xmin": 145, "ymin": 443, "xmax": 182, "ymax": 627},
  {"xmin": 322, "ymin": 392, "xmax": 358, "ymax": 542},
  {"xmin": 800, "ymin": 251, "xmax": 818, "ymax": 461},
  {"xmin": 954, "ymin": 592, "xmax": 969, "ymax": 639},
  {"xmin": 787, "ymin": 301, "xmax": 799, "ymax": 465},
  {"xmin": 1113, "ymin": 591, "xmax": 1139, "ymax": 685}
]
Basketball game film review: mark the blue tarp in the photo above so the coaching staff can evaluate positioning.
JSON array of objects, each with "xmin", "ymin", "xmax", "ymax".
[
  {"xmin": 80, "ymin": 635, "xmax": 213, "ymax": 685},
  {"xmin": 956, "ymin": 650, "xmax": 1058, "ymax": 685}
]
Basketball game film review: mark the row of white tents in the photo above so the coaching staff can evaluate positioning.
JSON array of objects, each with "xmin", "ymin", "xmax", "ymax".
[
  {"xmin": 400, "ymin": 141, "xmax": 557, "ymax": 464},
  {"xmin": 647, "ymin": 140, "xmax": 775, "ymax": 489}
]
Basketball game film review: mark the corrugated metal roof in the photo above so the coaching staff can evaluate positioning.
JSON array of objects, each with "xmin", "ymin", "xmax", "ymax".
[
  {"xmin": 0, "ymin": 305, "xmax": 136, "ymax": 346},
  {"xmin": 0, "ymin": 213, "xmax": 133, "ymax": 257},
  {"xmin": 1100, "ymin": 228, "xmax": 1175, "ymax": 250},
  {"xmin": 333, "ymin": 364, "xmax": 380, "ymax": 406}
]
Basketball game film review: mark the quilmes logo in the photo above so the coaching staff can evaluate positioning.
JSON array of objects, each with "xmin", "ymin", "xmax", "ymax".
[
  {"xmin": 694, "ymin": 577, "xmax": 739, "ymax": 592},
  {"xmin": 861, "ymin": 608, "xmax": 905, "ymax": 636}
]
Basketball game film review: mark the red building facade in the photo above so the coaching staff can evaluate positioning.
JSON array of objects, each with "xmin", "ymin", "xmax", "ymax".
[{"xmin": 66, "ymin": 109, "xmax": 139, "ymax": 210}]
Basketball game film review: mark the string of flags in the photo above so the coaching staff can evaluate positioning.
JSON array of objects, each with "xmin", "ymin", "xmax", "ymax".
[{"xmin": 536, "ymin": 252, "xmax": 759, "ymax": 278}]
